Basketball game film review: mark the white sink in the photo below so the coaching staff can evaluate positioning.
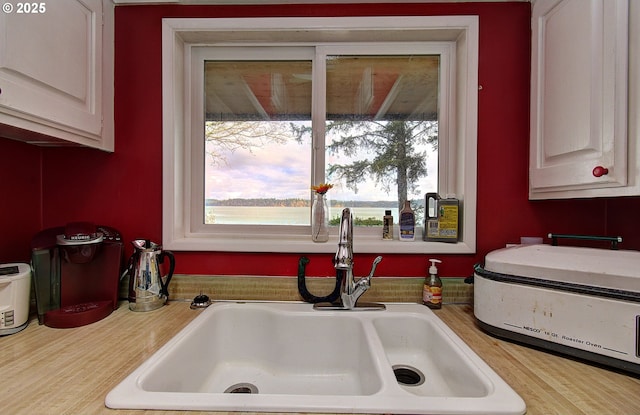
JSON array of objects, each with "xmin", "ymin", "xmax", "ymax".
[{"xmin": 106, "ymin": 302, "xmax": 525, "ymax": 414}]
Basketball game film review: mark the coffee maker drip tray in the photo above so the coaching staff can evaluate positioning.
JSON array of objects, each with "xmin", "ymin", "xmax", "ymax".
[{"xmin": 44, "ymin": 300, "xmax": 114, "ymax": 329}]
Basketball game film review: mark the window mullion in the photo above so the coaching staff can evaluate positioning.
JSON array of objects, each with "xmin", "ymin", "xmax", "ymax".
[
  {"xmin": 189, "ymin": 47, "xmax": 206, "ymax": 233},
  {"xmin": 311, "ymin": 47, "xmax": 328, "ymax": 187}
]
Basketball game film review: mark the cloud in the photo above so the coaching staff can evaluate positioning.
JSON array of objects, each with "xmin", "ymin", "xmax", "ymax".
[
  {"xmin": 206, "ymin": 131, "xmax": 438, "ymax": 202},
  {"xmin": 207, "ymin": 139, "xmax": 311, "ymax": 199}
]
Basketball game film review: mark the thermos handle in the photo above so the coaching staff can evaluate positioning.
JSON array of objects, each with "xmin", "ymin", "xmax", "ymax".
[
  {"xmin": 124, "ymin": 251, "xmax": 139, "ymax": 303},
  {"xmin": 159, "ymin": 250, "xmax": 175, "ymax": 297}
]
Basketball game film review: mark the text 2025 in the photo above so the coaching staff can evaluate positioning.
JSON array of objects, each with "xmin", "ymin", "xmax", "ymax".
[{"xmin": 17, "ymin": 2, "xmax": 46, "ymax": 13}]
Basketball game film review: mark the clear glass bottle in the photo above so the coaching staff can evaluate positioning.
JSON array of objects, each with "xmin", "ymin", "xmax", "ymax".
[{"xmin": 311, "ymin": 193, "xmax": 329, "ymax": 242}]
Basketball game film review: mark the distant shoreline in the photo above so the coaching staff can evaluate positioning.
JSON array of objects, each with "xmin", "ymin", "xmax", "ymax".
[{"xmin": 205, "ymin": 198, "xmax": 424, "ymax": 208}]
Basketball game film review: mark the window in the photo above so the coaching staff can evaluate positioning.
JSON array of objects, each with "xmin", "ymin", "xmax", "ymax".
[
  {"xmin": 199, "ymin": 50, "xmax": 314, "ymax": 226},
  {"xmin": 199, "ymin": 47, "xmax": 440, "ymax": 227},
  {"xmin": 163, "ymin": 16, "xmax": 478, "ymax": 254}
]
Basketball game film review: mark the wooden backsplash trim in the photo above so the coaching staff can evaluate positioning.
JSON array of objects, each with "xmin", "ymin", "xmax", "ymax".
[{"xmin": 119, "ymin": 275, "xmax": 473, "ymax": 305}]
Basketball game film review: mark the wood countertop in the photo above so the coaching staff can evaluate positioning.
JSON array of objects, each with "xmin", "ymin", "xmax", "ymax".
[{"xmin": 1, "ymin": 302, "xmax": 638, "ymax": 415}]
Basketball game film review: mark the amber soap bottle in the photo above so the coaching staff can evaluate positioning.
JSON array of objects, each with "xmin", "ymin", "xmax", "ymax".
[{"xmin": 423, "ymin": 258, "xmax": 443, "ymax": 309}]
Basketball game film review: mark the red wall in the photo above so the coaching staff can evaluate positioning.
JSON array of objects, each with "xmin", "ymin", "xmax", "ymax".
[
  {"xmin": 3, "ymin": 2, "xmax": 639, "ymax": 277},
  {"xmin": 0, "ymin": 138, "xmax": 42, "ymax": 263}
]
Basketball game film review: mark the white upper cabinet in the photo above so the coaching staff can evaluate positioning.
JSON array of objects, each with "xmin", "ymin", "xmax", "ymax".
[
  {"xmin": 0, "ymin": 0, "xmax": 114, "ymax": 151},
  {"xmin": 530, "ymin": 0, "xmax": 640, "ymax": 199}
]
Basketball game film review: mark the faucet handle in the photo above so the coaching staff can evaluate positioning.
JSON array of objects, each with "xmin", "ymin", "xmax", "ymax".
[
  {"xmin": 353, "ymin": 256, "xmax": 383, "ymax": 294},
  {"xmin": 367, "ymin": 256, "xmax": 383, "ymax": 278}
]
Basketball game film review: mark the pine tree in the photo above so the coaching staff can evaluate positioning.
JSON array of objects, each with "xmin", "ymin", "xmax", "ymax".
[{"xmin": 294, "ymin": 120, "xmax": 437, "ymax": 212}]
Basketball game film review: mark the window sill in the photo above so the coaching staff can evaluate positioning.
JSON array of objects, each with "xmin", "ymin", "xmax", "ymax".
[{"xmin": 165, "ymin": 230, "xmax": 474, "ymax": 254}]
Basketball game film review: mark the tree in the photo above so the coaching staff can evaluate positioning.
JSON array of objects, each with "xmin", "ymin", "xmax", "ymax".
[
  {"xmin": 205, "ymin": 121, "xmax": 293, "ymax": 166},
  {"xmin": 296, "ymin": 120, "xmax": 437, "ymax": 212}
]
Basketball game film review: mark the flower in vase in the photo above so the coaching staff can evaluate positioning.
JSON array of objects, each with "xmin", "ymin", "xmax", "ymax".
[{"xmin": 311, "ymin": 183, "xmax": 333, "ymax": 195}]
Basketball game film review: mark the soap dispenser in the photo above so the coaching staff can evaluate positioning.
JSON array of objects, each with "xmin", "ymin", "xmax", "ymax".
[{"xmin": 423, "ymin": 258, "xmax": 443, "ymax": 309}]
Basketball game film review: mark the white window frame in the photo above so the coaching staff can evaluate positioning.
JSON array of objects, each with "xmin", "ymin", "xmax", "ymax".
[{"xmin": 162, "ymin": 16, "xmax": 478, "ymax": 254}]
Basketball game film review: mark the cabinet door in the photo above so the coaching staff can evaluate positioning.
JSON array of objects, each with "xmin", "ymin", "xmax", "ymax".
[
  {"xmin": 0, "ymin": 0, "xmax": 106, "ymax": 146},
  {"xmin": 529, "ymin": 0, "xmax": 629, "ymax": 198}
]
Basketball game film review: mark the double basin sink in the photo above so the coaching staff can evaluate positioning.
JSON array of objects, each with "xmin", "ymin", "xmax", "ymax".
[{"xmin": 106, "ymin": 302, "xmax": 525, "ymax": 414}]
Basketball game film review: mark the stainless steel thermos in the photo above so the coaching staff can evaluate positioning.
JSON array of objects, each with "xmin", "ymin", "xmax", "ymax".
[{"xmin": 125, "ymin": 239, "xmax": 175, "ymax": 312}]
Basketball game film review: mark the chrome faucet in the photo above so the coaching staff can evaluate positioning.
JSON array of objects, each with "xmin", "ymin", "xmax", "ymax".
[{"xmin": 332, "ymin": 208, "xmax": 383, "ymax": 310}]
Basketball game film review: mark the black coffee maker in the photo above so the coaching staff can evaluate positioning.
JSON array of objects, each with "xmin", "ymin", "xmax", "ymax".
[{"xmin": 31, "ymin": 222, "xmax": 123, "ymax": 328}]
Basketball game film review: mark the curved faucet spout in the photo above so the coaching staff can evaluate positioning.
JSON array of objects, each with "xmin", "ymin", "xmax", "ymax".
[{"xmin": 332, "ymin": 208, "xmax": 383, "ymax": 309}]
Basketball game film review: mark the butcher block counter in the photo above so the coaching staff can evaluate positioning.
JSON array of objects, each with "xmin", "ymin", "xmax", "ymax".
[{"xmin": 1, "ymin": 301, "xmax": 639, "ymax": 415}]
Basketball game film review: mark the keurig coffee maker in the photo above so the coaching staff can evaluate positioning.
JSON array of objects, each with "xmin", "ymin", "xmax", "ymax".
[{"xmin": 31, "ymin": 222, "xmax": 123, "ymax": 328}]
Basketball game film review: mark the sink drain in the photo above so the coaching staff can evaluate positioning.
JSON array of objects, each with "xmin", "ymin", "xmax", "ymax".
[
  {"xmin": 224, "ymin": 383, "xmax": 259, "ymax": 394},
  {"xmin": 393, "ymin": 365, "xmax": 425, "ymax": 386}
]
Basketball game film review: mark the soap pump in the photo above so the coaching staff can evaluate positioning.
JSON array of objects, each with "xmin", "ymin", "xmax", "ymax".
[{"xmin": 423, "ymin": 258, "xmax": 443, "ymax": 309}]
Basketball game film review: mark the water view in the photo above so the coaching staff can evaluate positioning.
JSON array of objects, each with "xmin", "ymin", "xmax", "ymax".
[{"xmin": 206, "ymin": 206, "xmax": 402, "ymax": 226}]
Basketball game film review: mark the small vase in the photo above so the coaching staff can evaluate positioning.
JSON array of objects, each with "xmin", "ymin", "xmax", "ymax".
[{"xmin": 311, "ymin": 193, "xmax": 329, "ymax": 242}]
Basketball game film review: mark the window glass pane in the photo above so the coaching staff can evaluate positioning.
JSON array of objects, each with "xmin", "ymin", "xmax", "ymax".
[
  {"xmin": 325, "ymin": 55, "xmax": 439, "ymax": 226},
  {"xmin": 203, "ymin": 60, "xmax": 312, "ymax": 225}
]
